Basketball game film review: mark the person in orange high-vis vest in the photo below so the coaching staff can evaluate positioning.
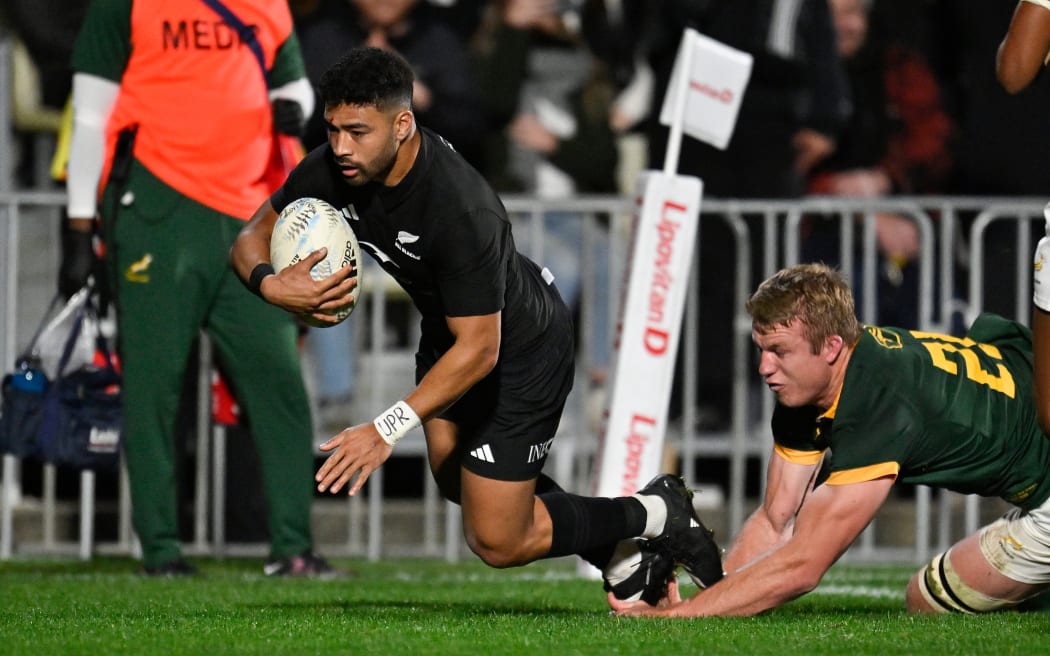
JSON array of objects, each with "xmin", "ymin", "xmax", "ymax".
[{"xmin": 61, "ymin": 0, "xmax": 339, "ymax": 578}]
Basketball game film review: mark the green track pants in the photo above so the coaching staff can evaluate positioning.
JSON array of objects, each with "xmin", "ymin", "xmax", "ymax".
[{"xmin": 103, "ymin": 161, "xmax": 315, "ymax": 567}]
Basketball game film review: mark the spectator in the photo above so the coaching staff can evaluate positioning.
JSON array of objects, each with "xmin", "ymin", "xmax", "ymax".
[
  {"xmin": 472, "ymin": 0, "xmax": 620, "ymax": 384},
  {"xmin": 417, "ymin": 0, "xmax": 489, "ymax": 43},
  {"xmin": 2, "ymin": 0, "xmax": 88, "ymax": 109},
  {"xmin": 60, "ymin": 0, "xmax": 338, "ymax": 577},
  {"xmin": 295, "ymin": 0, "xmax": 485, "ymax": 165},
  {"xmin": 640, "ymin": 0, "xmax": 851, "ymax": 429},
  {"xmin": 2, "ymin": 0, "xmax": 90, "ymax": 187},
  {"xmin": 577, "ymin": 0, "xmax": 652, "ymax": 141},
  {"xmin": 802, "ymin": 0, "xmax": 954, "ymax": 328}
]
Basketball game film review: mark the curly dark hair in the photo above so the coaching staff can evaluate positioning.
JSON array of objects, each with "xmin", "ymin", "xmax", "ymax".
[{"xmin": 318, "ymin": 47, "xmax": 414, "ymax": 113}]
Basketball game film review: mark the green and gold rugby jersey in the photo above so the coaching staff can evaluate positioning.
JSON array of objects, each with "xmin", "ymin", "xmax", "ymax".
[{"xmin": 773, "ymin": 313, "xmax": 1050, "ymax": 510}]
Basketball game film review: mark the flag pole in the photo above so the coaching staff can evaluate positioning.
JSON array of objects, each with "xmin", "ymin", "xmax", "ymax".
[{"xmin": 663, "ymin": 30, "xmax": 694, "ymax": 176}]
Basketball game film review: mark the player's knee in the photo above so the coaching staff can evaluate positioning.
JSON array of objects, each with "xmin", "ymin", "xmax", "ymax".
[
  {"xmin": 908, "ymin": 551, "xmax": 1020, "ymax": 614},
  {"xmin": 464, "ymin": 531, "xmax": 528, "ymax": 569}
]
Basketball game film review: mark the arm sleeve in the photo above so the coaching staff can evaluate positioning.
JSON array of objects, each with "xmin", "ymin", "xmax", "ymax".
[
  {"xmin": 66, "ymin": 72, "xmax": 120, "ymax": 218},
  {"xmin": 268, "ymin": 29, "xmax": 308, "ymax": 89},
  {"xmin": 268, "ymin": 77, "xmax": 316, "ymax": 123}
]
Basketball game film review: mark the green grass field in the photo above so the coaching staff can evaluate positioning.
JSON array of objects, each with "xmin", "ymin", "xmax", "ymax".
[{"xmin": 1, "ymin": 557, "xmax": 1048, "ymax": 655}]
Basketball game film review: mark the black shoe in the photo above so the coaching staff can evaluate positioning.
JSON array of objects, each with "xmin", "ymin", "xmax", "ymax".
[
  {"xmin": 263, "ymin": 551, "xmax": 344, "ymax": 579},
  {"xmin": 141, "ymin": 558, "xmax": 198, "ymax": 578},
  {"xmin": 638, "ymin": 474, "xmax": 725, "ymax": 589},
  {"xmin": 603, "ymin": 538, "xmax": 676, "ymax": 605}
]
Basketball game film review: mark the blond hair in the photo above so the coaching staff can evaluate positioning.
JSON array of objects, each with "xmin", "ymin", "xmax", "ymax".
[{"xmin": 746, "ymin": 263, "xmax": 862, "ymax": 353}]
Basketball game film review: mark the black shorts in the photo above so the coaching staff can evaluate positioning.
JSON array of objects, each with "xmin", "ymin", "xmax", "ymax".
[{"xmin": 415, "ymin": 303, "xmax": 575, "ymax": 482}]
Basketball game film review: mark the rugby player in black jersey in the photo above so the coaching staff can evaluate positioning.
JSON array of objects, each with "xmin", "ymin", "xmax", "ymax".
[
  {"xmin": 611, "ymin": 263, "xmax": 1050, "ymax": 617},
  {"xmin": 230, "ymin": 46, "xmax": 723, "ymax": 602}
]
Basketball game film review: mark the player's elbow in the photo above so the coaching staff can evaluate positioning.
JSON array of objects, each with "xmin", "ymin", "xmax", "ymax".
[
  {"xmin": 995, "ymin": 48, "xmax": 1038, "ymax": 94},
  {"xmin": 779, "ymin": 549, "xmax": 829, "ymax": 597},
  {"xmin": 471, "ymin": 341, "xmax": 500, "ymax": 378},
  {"xmin": 229, "ymin": 227, "xmax": 256, "ymax": 271},
  {"xmin": 761, "ymin": 501, "xmax": 797, "ymax": 542},
  {"xmin": 997, "ymin": 66, "xmax": 1031, "ymax": 94},
  {"xmin": 794, "ymin": 565, "xmax": 825, "ymax": 595},
  {"xmin": 776, "ymin": 560, "xmax": 825, "ymax": 601}
]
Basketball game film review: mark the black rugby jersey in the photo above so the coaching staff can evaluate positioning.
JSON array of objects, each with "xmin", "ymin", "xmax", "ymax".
[
  {"xmin": 272, "ymin": 127, "xmax": 561, "ymax": 356},
  {"xmin": 772, "ymin": 314, "xmax": 1050, "ymax": 510}
]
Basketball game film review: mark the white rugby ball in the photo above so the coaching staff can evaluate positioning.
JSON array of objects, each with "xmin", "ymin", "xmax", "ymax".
[{"xmin": 270, "ymin": 197, "xmax": 362, "ymax": 327}]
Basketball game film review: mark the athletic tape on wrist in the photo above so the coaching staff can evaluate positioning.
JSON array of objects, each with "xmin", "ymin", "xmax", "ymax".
[
  {"xmin": 373, "ymin": 400, "xmax": 421, "ymax": 446},
  {"xmin": 248, "ymin": 263, "xmax": 276, "ymax": 298}
]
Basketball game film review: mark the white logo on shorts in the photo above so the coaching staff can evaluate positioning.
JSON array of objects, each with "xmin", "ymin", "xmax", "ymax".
[
  {"xmin": 470, "ymin": 444, "xmax": 495, "ymax": 463},
  {"xmin": 527, "ymin": 438, "xmax": 554, "ymax": 463}
]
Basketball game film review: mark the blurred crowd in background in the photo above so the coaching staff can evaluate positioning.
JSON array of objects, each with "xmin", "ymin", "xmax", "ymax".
[
  {"xmin": 7, "ymin": 0, "xmax": 1048, "ymax": 200},
  {"xmin": 2, "ymin": 0, "xmax": 1048, "ymax": 432}
]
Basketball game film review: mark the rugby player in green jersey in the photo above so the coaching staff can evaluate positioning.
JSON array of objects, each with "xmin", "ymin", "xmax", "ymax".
[{"xmin": 611, "ymin": 263, "xmax": 1050, "ymax": 617}]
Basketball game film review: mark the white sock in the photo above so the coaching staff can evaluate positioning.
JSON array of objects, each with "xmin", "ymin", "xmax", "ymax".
[{"xmin": 634, "ymin": 492, "xmax": 667, "ymax": 539}]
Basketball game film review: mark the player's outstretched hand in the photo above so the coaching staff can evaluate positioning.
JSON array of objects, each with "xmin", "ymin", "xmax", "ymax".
[
  {"xmin": 608, "ymin": 579, "xmax": 685, "ymax": 618},
  {"xmin": 260, "ymin": 247, "xmax": 357, "ymax": 317},
  {"xmin": 316, "ymin": 423, "xmax": 393, "ymax": 496}
]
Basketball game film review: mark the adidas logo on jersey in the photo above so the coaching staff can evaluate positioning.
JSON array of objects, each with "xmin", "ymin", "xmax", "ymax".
[{"xmin": 469, "ymin": 444, "xmax": 495, "ymax": 463}]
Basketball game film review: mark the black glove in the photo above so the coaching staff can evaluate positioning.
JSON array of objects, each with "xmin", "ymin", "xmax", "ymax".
[
  {"xmin": 271, "ymin": 99, "xmax": 305, "ymax": 136},
  {"xmin": 58, "ymin": 228, "xmax": 96, "ymax": 299}
]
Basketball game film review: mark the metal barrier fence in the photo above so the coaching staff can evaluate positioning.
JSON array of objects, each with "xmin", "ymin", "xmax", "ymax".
[{"xmin": 0, "ymin": 190, "xmax": 1046, "ymax": 564}]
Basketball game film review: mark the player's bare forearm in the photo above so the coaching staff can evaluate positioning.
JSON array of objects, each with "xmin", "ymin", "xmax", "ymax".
[
  {"xmin": 1032, "ymin": 308, "xmax": 1050, "ymax": 433},
  {"xmin": 615, "ymin": 478, "xmax": 893, "ymax": 618},
  {"xmin": 998, "ymin": 1, "xmax": 1050, "ymax": 93},
  {"xmin": 721, "ymin": 507, "xmax": 790, "ymax": 573},
  {"xmin": 404, "ymin": 313, "xmax": 501, "ymax": 422},
  {"xmin": 315, "ymin": 312, "xmax": 500, "ymax": 497},
  {"xmin": 721, "ymin": 451, "xmax": 817, "ymax": 571},
  {"xmin": 611, "ymin": 538, "xmax": 827, "ymax": 618},
  {"xmin": 230, "ymin": 200, "xmax": 278, "ymax": 282},
  {"xmin": 230, "ymin": 200, "xmax": 356, "ymax": 314}
]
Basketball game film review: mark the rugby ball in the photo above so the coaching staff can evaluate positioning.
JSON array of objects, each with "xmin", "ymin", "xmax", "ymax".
[{"xmin": 270, "ymin": 197, "xmax": 362, "ymax": 327}]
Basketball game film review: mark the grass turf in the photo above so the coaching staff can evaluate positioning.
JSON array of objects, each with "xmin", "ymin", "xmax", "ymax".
[{"xmin": 1, "ymin": 558, "xmax": 1048, "ymax": 655}]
